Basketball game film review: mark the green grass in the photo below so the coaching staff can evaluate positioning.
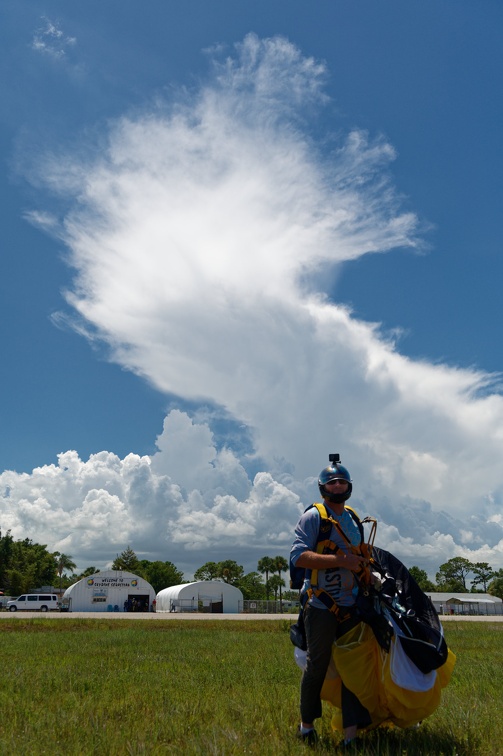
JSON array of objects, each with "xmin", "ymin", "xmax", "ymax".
[{"xmin": 0, "ymin": 619, "xmax": 501, "ymax": 755}]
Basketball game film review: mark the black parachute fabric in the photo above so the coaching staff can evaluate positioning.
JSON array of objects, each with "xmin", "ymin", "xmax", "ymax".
[
  {"xmin": 371, "ymin": 546, "xmax": 448, "ymax": 674},
  {"xmin": 289, "ymin": 543, "xmax": 449, "ymax": 675}
]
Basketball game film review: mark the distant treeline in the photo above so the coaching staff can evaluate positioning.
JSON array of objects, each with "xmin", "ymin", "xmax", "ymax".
[{"xmin": 1, "ymin": 530, "xmax": 502, "ymax": 599}]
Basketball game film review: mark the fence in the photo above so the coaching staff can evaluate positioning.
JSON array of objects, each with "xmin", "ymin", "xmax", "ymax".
[
  {"xmin": 437, "ymin": 601, "xmax": 503, "ymax": 616},
  {"xmin": 167, "ymin": 598, "xmax": 225, "ymax": 613},
  {"xmin": 239, "ymin": 599, "xmax": 300, "ymax": 614}
]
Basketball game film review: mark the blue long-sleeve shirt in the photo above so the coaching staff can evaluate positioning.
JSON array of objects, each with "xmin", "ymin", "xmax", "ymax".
[{"xmin": 290, "ymin": 504, "xmax": 362, "ymax": 609}]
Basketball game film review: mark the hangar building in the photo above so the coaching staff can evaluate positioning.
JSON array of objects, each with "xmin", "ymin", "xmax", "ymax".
[
  {"xmin": 62, "ymin": 570, "xmax": 156, "ymax": 612},
  {"xmin": 156, "ymin": 580, "xmax": 243, "ymax": 614}
]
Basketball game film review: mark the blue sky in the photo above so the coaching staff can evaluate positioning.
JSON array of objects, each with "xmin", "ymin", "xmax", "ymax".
[{"xmin": 1, "ymin": 1, "xmax": 503, "ymax": 581}]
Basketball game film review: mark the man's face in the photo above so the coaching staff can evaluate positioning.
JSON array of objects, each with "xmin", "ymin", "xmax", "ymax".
[{"xmin": 325, "ymin": 478, "xmax": 349, "ymax": 493}]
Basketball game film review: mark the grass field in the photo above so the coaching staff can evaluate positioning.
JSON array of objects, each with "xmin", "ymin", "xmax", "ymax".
[{"xmin": 0, "ymin": 619, "xmax": 501, "ymax": 755}]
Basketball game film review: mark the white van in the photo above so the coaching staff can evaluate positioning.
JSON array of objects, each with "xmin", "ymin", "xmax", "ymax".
[{"xmin": 7, "ymin": 594, "xmax": 60, "ymax": 612}]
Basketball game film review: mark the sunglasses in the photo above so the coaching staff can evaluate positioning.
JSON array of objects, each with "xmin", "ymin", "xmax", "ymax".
[{"xmin": 325, "ymin": 479, "xmax": 348, "ymax": 486}]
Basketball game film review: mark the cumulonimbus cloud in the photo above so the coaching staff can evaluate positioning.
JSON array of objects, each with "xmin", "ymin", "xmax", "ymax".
[{"xmin": 14, "ymin": 34, "xmax": 503, "ymax": 576}]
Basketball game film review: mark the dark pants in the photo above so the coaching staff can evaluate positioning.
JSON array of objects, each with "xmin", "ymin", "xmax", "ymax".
[{"xmin": 300, "ymin": 604, "xmax": 371, "ymax": 729}]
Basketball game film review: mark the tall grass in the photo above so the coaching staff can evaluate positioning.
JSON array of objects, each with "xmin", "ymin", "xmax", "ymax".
[{"xmin": 0, "ymin": 619, "xmax": 501, "ymax": 755}]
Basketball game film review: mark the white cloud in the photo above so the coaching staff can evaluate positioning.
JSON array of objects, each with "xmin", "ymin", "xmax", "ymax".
[
  {"xmin": 32, "ymin": 17, "xmax": 76, "ymax": 61},
  {"xmin": 1, "ymin": 410, "xmax": 502, "ymax": 580},
  {"xmin": 16, "ymin": 34, "xmax": 503, "ymax": 577},
  {"xmin": 0, "ymin": 415, "xmax": 305, "ymax": 575}
]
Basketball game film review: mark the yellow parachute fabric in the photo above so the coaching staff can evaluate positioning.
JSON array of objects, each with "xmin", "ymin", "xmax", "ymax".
[{"xmin": 320, "ymin": 622, "xmax": 456, "ymax": 733}]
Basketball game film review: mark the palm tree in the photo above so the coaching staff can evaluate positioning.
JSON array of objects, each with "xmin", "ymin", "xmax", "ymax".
[
  {"xmin": 257, "ymin": 556, "xmax": 275, "ymax": 600},
  {"xmin": 272, "ymin": 556, "xmax": 289, "ymax": 611},
  {"xmin": 268, "ymin": 575, "xmax": 285, "ymax": 612},
  {"xmin": 55, "ymin": 553, "xmax": 76, "ymax": 596}
]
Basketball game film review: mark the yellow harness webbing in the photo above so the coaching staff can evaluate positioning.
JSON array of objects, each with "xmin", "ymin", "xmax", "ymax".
[{"xmin": 306, "ymin": 503, "xmax": 375, "ymax": 620}]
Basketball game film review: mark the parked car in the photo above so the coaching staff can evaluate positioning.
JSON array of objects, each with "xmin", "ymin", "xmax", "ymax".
[{"xmin": 7, "ymin": 594, "xmax": 60, "ymax": 612}]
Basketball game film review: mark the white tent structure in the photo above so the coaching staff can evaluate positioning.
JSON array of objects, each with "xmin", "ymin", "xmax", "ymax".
[
  {"xmin": 156, "ymin": 581, "xmax": 243, "ymax": 614},
  {"xmin": 62, "ymin": 570, "xmax": 156, "ymax": 613},
  {"xmin": 427, "ymin": 592, "xmax": 503, "ymax": 616}
]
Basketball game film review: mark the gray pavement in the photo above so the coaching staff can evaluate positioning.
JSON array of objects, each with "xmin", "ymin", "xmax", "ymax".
[
  {"xmin": 0, "ymin": 611, "xmax": 296, "ymax": 620},
  {"xmin": 0, "ymin": 611, "xmax": 502, "ymax": 621}
]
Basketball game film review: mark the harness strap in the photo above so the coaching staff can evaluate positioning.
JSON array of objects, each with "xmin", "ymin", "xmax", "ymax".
[
  {"xmin": 306, "ymin": 586, "xmax": 356, "ymax": 623},
  {"xmin": 310, "ymin": 502, "xmax": 372, "ymax": 587}
]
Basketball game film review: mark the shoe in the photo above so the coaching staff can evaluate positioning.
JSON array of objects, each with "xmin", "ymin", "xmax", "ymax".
[{"xmin": 296, "ymin": 725, "xmax": 318, "ymax": 746}]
